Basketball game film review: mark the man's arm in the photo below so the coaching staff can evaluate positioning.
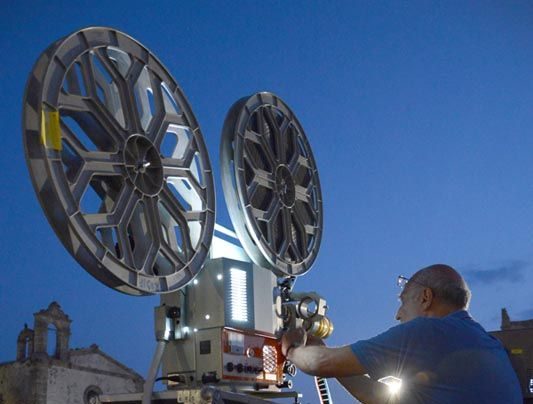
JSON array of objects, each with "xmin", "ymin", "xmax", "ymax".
[
  {"xmin": 286, "ymin": 344, "xmax": 366, "ymax": 377},
  {"xmin": 284, "ymin": 337, "xmax": 396, "ymax": 403},
  {"xmin": 282, "ymin": 329, "xmax": 400, "ymax": 402},
  {"xmin": 282, "ymin": 328, "xmax": 366, "ymax": 377},
  {"xmin": 281, "ymin": 328, "xmax": 366, "ymax": 377}
]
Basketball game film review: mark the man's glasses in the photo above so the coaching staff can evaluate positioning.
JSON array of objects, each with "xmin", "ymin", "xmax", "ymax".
[
  {"xmin": 397, "ymin": 275, "xmax": 429, "ymax": 290},
  {"xmin": 397, "ymin": 275, "xmax": 410, "ymax": 289}
]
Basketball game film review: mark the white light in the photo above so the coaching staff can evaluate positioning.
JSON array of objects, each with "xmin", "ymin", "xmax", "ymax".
[
  {"xmin": 183, "ymin": 327, "xmax": 190, "ymax": 334},
  {"xmin": 163, "ymin": 318, "xmax": 173, "ymax": 340},
  {"xmin": 205, "ymin": 314, "xmax": 210, "ymax": 320},
  {"xmin": 229, "ymin": 267, "xmax": 248, "ymax": 322},
  {"xmin": 193, "ymin": 279, "xmax": 198, "ymax": 285},
  {"xmin": 217, "ymin": 274, "xmax": 223, "ymax": 280},
  {"xmin": 378, "ymin": 376, "xmax": 402, "ymax": 395},
  {"xmin": 193, "ymin": 328, "xmax": 198, "ymax": 332},
  {"xmin": 388, "ymin": 380, "xmax": 402, "ymax": 395}
]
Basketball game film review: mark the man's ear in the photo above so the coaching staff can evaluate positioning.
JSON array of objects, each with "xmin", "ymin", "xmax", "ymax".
[{"xmin": 420, "ymin": 287, "xmax": 434, "ymax": 311}]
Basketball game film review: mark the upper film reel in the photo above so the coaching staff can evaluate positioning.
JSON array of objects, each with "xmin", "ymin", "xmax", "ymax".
[
  {"xmin": 23, "ymin": 27, "xmax": 215, "ymax": 295},
  {"xmin": 221, "ymin": 93, "xmax": 323, "ymax": 277}
]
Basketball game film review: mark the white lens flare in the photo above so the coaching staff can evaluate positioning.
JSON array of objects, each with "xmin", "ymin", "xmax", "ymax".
[{"xmin": 378, "ymin": 376, "xmax": 402, "ymax": 395}]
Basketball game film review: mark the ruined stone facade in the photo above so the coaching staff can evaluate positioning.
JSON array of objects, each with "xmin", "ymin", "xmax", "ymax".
[
  {"xmin": 491, "ymin": 308, "xmax": 533, "ymax": 403},
  {"xmin": 0, "ymin": 302, "xmax": 144, "ymax": 404}
]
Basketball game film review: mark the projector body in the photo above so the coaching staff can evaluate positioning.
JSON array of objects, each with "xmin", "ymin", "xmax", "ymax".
[{"xmin": 161, "ymin": 257, "xmax": 284, "ymax": 388}]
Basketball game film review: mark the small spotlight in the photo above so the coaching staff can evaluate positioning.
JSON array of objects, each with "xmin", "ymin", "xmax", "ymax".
[
  {"xmin": 205, "ymin": 314, "xmax": 210, "ymax": 320},
  {"xmin": 193, "ymin": 279, "xmax": 199, "ymax": 285},
  {"xmin": 217, "ymin": 274, "xmax": 223, "ymax": 280},
  {"xmin": 193, "ymin": 328, "xmax": 198, "ymax": 332}
]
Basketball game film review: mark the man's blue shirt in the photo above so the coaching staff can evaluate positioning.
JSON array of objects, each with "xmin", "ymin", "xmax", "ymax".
[{"xmin": 351, "ymin": 310, "xmax": 521, "ymax": 403}]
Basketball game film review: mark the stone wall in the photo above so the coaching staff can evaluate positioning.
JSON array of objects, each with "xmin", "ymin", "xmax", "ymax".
[
  {"xmin": 46, "ymin": 365, "xmax": 140, "ymax": 404},
  {"xmin": 0, "ymin": 361, "xmax": 46, "ymax": 404},
  {"xmin": 70, "ymin": 347, "xmax": 138, "ymax": 376}
]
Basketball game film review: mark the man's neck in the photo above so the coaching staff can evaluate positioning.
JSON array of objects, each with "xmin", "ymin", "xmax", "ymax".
[{"xmin": 426, "ymin": 304, "xmax": 462, "ymax": 318}]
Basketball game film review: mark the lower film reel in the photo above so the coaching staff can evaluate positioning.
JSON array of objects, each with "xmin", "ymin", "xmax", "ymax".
[
  {"xmin": 220, "ymin": 92, "xmax": 323, "ymax": 277},
  {"xmin": 22, "ymin": 27, "xmax": 215, "ymax": 295}
]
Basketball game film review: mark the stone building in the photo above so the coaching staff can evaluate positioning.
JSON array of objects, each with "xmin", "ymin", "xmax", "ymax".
[
  {"xmin": 0, "ymin": 302, "xmax": 144, "ymax": 404},
  {"xmin": 491, "ymin": 308, "xmax": 533, "ymax": 403}
]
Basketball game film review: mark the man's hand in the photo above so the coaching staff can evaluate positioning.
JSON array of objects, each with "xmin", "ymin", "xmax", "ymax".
[
  {"xmin": 281, "ymin": 327, "xmax": 307, "ymax": 357},
  {"xmin": 306, "ymin": 334, "xmax": 325, "ymax": 347}
]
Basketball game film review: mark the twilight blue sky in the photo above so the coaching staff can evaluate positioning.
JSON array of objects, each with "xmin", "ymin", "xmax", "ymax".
[{"xmin": 1, "ymin": 2, "xmax": 533, "ymax": 403}]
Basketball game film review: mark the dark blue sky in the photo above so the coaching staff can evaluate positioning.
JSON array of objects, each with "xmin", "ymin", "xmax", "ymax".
[{"xmin": 1, "ymin": 2, "xmax": 533, "ymax": 403}]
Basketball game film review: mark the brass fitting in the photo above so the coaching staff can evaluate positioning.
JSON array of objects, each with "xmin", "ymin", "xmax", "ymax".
[{"xmin": 304, "ymin": 316, "xmax": 334, "ymax": 339}]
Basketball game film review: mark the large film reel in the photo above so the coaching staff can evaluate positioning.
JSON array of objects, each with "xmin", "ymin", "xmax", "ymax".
[
  {"xmin": 221, "ymin": 93, "xmax": 323, "ymax": 277},
  {"xmin": 23, "ymin": 27, "xmax": 215, "ymax": 295}
]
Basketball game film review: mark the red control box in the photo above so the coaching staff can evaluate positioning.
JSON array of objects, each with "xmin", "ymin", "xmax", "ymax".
[{"xmin": 221, "ymin": 328, "xmax": 284, "ymax": 385}]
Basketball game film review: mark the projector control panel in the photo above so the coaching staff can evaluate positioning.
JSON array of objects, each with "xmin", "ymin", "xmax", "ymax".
[{"xmin": 221, "ymin": 328, "xmax": 283, "ymax": 385}]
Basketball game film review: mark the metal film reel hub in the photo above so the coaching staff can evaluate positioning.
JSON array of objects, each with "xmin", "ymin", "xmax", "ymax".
[
  {"xmin": 23, "ymin": 27, "xmax": 215, "ymax": 295},
  {"xmin": 221, "ymin": 92, "xmax": 323, "ymax": 277},
  {"xmin": 124, "ymin": 135, "xmax": 164, "ymax": 196}
]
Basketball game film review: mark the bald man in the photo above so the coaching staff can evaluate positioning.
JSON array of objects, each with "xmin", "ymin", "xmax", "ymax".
[{"xmin": 282, "ymin": 264, "xmax": 521, "ymax": 403}]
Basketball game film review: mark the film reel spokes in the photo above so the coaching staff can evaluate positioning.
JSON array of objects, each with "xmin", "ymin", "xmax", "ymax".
[
  {"xmin": 221, "ymin": 93, "xmax": 323, "ymax": 277},
  {"xmin": 23, "ymin": 27, "xmax": 215, "ymax": 295}
]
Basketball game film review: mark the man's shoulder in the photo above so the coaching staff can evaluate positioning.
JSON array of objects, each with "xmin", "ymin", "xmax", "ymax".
[
  {"xmin": 383, "ymin": 310, "xmax": 479, "ymax": 343},
  {"xmin": 366, "ymin": 316, "xmax": 441, "ymax": 347},
  {"xmin": 405, "ymin": 310, "xmax": 474, "ymax": 329},
  {"xmin": 357, "ymin": 310, "xmax": 487, "ymax": 352}
]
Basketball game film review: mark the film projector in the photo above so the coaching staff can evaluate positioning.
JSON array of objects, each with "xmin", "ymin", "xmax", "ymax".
[{"xmin": 23, "ymin": 27, "xmax": 334, "ymax": 404}]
